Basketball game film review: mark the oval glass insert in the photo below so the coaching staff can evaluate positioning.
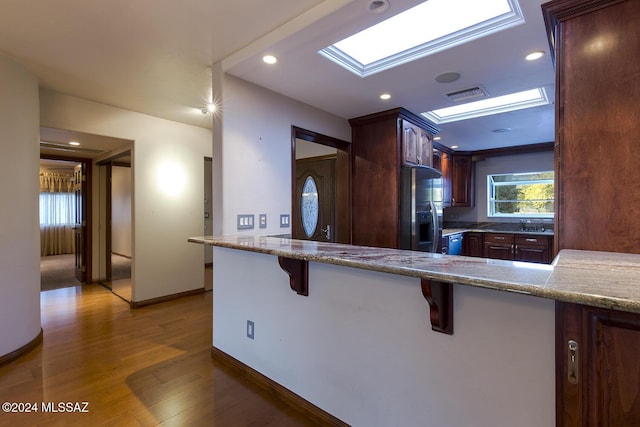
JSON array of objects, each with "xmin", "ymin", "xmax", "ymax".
[{"xmin": 301, "ymin": 176, "xmax": 319, "ymax": 238}]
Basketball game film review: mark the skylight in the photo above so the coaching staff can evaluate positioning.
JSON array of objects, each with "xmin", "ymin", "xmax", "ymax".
[
  {"xmin": 319, "ymin": 0, "xmax": 524, "ymax": 77},
  {"xmin": 421, "ymin": 88, "xmax": 550, "ymax": 124}
]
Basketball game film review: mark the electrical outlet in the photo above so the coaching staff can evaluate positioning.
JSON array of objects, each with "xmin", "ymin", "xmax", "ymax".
[
  {"xmin": 259, "ymin": 214, "xmax": 267, "ymax": 229},
  {"xmin": 237, "ymin": 214, "xmax": 255, "ymax": 230},
  {"xmin": 246, "ymin": 320, "xmax": 255, "ymax": 339},
  {"xmin": 280, "ymin": 214, "xmax": 290, "ymax": 228}
]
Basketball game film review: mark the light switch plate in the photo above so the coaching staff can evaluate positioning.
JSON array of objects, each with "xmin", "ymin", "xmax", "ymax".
[
  {"xmin": 237, "ymin": 214, "xmax": 255, "ymax": 230},
  {"xmin": 280, "ymin": 214, "xmax": 290, "ymax": 228}
]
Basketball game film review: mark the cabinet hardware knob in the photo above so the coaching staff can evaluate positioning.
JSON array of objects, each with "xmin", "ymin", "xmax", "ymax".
[{"xmin": 568, "ymin": 340, "xmax": 579, "ymax": 384}]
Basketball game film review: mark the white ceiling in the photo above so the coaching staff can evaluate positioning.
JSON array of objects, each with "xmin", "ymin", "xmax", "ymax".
[{"xmin": 0, "ymin": 0, "xmax": 554, "ymax": 152}]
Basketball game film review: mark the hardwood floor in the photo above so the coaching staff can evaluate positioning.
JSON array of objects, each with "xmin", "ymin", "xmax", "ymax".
[{"xmin": 0, "ymin": 285, "xmax": 321, "ymax": 426}]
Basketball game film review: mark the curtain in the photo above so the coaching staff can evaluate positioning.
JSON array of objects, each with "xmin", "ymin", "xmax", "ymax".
[{"xmin": 40, "ymin": 173, "xmax": 76, "ymax": 256}]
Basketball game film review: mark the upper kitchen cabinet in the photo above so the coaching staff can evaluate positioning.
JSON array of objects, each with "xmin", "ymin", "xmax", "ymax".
[
  {"xmin": 433, "ymin": 148, "xmax": 452, "ymax": 207},
  {"xmin": 450, "ymin": 154, "xmax": 474, "ymax": 207},
  {"xmin": 349, "ymin": 108, "xmax": 439, "ymax": 248},
  {"xmin": 402, "ymin": 120, "xmax": 432, "ymax": 167}
]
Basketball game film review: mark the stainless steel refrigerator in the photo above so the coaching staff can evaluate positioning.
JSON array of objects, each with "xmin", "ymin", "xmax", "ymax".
[{"xmin": 399, "ymin": 166, "xmax": 443, "ymax": 253}]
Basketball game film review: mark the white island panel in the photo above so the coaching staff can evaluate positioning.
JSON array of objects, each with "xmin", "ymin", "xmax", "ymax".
[{"xmin": 213, "ymin": 246, "xmax": 555, "ymax": 426}]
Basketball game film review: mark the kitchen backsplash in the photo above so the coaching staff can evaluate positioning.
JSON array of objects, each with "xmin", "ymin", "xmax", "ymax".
[{"xmin": 444, "ymin": 219, "xmax": 554, "ymax": 233}]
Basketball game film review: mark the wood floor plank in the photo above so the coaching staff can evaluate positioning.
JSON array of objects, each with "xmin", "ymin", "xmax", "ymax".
[{"xmin": 0, "ymin": 284, "xmax": 323, "ymax": 427}]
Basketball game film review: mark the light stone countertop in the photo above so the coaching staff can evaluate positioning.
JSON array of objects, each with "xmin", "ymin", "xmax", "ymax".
[{"xmin": 189, "ymin": 235, "xmax": 640, "ymax": 314}]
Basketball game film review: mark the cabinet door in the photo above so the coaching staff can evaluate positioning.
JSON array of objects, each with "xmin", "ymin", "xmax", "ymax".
[
  {"xmin": 463, "ymin": 232, "xmax": 483, "ymax": 257},
  {"xmin": 483, "ymin": 233, "xmax": 515, "ymax": 260},
  {"xmin": 402, "ymin": 120, "xmax": 418, "ymax": 166},
  {"xmin": 418, "ymin": 129, "xmax": 433, "ymax": 167},
  {"xmin": 483, "ymin": 243, "xmax": 514, "ymax": 260},
  {"xmin": 451, "ymin": 155, "xmax": 473, "ymax": 207},
  {"xmin": 514, "ymin": 236, "xmax": 551, "ymax": 264},
  {"xmin": 557, "ymin": 302, "xmax": 640, "ymax": 426}
]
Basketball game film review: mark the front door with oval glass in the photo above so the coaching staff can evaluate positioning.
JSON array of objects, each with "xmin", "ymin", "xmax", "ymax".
[{"xmin": 294, "ymin": 157, "xmax": 335, "ymax": 242}]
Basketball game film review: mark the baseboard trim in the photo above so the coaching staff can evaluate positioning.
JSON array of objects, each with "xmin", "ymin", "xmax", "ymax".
[
  {"xmin": 131, "ymin": 288, "xmax": 205, "ymax": 308},
  {"xmin": 0, "ymin": 328, "xmax": 43, "ymax": 367},
  {"xmin": 211, "ymin": 346, "xmax": 348, "ymax": 426}
]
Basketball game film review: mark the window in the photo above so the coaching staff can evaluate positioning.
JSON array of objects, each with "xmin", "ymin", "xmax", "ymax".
[
  {"xmin": 488, "ymin": 171, "xmax": 554, "ymax": 217},
  {"xmin": 39, "ymin": 192, "xmax": 76, "ymax": 225}
]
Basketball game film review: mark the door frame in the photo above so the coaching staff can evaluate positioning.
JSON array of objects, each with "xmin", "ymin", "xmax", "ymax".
[
  {"xmin": 40, "ymin": 154, "xmax": 92, "ymax": 283},
  {"xmin": 290, "ymin": 126, "xmax": 351, "ymax": 243},
  {"xmin": 97, "ymin": 154, "xmax": 131, "ymax": 283}
]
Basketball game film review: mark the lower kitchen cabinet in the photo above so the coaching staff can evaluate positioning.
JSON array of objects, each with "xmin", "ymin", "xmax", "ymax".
[
  {"xmin": 462, "ymin": 231, "xmax": 554, "ymax": 264},
  {"xmin": 514, "ymin": 235, "xmax": 552, "ymax": 263},
  {"xmin": 556, "ymin": 302, "xmax": 640, "ymax": 425},
  {"xmin": 483, "ymin": 233, "xmax": 514, "ymax": 260},
  {"xmin": 462, "ymin": 232, "xmax": 483, "ymax": 257}
]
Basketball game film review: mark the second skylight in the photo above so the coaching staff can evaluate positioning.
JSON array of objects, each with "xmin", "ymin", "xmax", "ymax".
[{"xmin": 320, "ymin": 0, "xmax": 524, "ymax": 77}]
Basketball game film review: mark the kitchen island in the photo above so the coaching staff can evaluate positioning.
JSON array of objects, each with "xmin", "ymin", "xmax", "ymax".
[{"xmin": 190, "ymin": 235, "xmax": 640, "ymax": 426}]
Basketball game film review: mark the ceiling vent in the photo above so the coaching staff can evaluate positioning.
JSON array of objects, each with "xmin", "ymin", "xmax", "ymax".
[{"xmin": 444, "ymin": 85, "xmax": 488, "ymax": 102}]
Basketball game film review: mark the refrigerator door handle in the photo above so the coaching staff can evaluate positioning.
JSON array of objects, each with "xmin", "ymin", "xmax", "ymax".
[{"xmin": 430, "ymin": 200, "xmax": 439, "ymax": 253}]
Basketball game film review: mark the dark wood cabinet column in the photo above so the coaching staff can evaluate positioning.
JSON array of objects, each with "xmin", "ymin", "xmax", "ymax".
[{"xmin": 543, "ymin": 0, "xmax": 640, "ymax": 425}]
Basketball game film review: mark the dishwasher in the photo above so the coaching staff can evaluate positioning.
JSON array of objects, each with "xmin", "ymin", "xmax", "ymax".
[{"xmin": 443, "ymin": 233, "xmax": 463, "ymax": 255}]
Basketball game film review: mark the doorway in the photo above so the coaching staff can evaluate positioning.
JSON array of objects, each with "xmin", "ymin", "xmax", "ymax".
[
  {"xmin": 39, "ymin": 157, "xmax": 91, "ymax": 291},
  {"xmin": 97, "ymin": 152, "xmax": 132, "ymax": 302},
  {"xmin": 290, "ymin": 127, "xmax": 350, "ymax": 243}
]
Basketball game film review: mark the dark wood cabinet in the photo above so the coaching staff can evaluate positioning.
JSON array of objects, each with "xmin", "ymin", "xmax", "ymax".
[
  {"xmin": 462, "ymin": 232, "xmax": 483, "ymax": 257},
  {"xmin": 557, "ymin": 302, "xmax": 640, "ymax": 426},
  {"xmin": 543, "ymin": 0, "xmax": 640, "ymax": 424},
  {"xmin": 433, "ymin": 148, "xmax": 452, "ymax": 207},
  {"xmin": 464, "ymin": 232, "xmax": 553, "ymax": 263},
  {"xmin": 483, "ymin": 233, "xmax": 514, "ymax": 260},
  {"xmin": 401, "ymin": 120, "xmax": 432, "ymax": 167},
  {"xmin": 450, "ymin": 155, "xmax": 473, "ymax": 207},
  {"xmin": 544, "ymin": 0, "xmax": 640, "ymax": 255},
  {"xmin": 349, "ymin": 108, "xmax": 438, "ymax": 249},
  {"xmin": 514, "ymin": 235, "xmax": 552, "ymax": 264}
]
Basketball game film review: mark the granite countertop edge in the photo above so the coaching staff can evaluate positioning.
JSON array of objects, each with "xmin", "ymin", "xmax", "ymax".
[{"xmin": 189, "ymin": 235, "xmax": 640, "ymax": 314}]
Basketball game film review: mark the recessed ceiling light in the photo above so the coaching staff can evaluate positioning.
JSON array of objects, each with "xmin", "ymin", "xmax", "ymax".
[
  {"xmin": 493, "ymin": 128, "xmax": 513, "ymax": 133},
  {"xmin": 69, "ymin": 141, "xmax": 80, "ymax": 146},
  {"xmin": 422, "ymin": 87, "xmax": 549, "ymax": 124},
  {"xmin": 433, "ymin": 136, "xmax": 442, "ymax": 141},
  {"xmin": 451, "ymin": 145, "xmax": 459, "ymax": 149},
  {"xmin": 525, "ymin": 51, "xmax": 544, "ymax": 61},
  {"xmin": 380, "ymin": 93, "xmax": 391, "ymax": 100},
  {"xmin": 368, "ymin": 0, "xmax": 390, "ymax": 14},
  {"xmin": 263, "ymin": 55, "xmax": 278, "ymax": 65}
]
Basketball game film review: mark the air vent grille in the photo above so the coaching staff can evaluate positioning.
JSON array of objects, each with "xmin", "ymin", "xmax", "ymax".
[{"xmin": 445, "ymin": 85, "xmax": 488, "ymax": 102}]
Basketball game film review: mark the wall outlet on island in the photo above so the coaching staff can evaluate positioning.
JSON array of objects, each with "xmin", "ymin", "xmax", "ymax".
[{"xmin": 246, "ymin": 320, "xmax": 254, "ymax": 340}]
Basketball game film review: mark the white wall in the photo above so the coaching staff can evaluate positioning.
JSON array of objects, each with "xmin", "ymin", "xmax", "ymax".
[
  {"xmin": 212, "ymin": 74, "xmax": 351, "ymax": 236},
  {"xmin": 112, "ymin": 165, "xmax": 132, "ymax": 257},
  {"xmin": 446, "ymin": 151, "xmax": 554, "ymax": 223},
  {"xmin": 40, "ymin": 90, "xmax": 212, "ymax": 302},
  {"xmin": 213, "ymin": 247, "xmax": 556, "ymax": 426},
  {"xmin": 0, "ymin": 54, "xmax": 41, "ymax": 357},
  {"xmin": 295, "ymin": 138, "xmax": 337, "ymax": 159}
]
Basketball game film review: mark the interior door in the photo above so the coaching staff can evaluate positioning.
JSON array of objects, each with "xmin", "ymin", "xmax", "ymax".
[
  {"xmin": 73, "ymin": 163, "xmax": 86, "ymax": 282},
  {"xmin": 293, "ymin": 157, "xmax": 335, "ymax": 242}
]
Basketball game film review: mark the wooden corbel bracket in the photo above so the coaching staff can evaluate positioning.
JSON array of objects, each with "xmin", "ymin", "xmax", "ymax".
[
  {"xmin": 278, "ymin": 256, "xmax": 309, "ymax": 296},
  {"xmin": 421, "ymin": 279, "xmax": 454, "ymax": 335}
]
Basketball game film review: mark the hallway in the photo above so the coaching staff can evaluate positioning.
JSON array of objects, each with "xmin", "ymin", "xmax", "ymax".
[{"xmin": 0, "ymin": 285, "xmax": 318, "ymax": 426}]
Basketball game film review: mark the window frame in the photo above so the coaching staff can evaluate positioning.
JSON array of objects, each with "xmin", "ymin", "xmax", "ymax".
[{"xmin": 487, "ymin": 171, "xmax": 554, "ymax": 218}]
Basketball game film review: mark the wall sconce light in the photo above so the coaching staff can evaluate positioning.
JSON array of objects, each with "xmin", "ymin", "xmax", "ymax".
[{"xmin": 201, "ymin": 102, "xmax": 216, "ymax": 115}]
